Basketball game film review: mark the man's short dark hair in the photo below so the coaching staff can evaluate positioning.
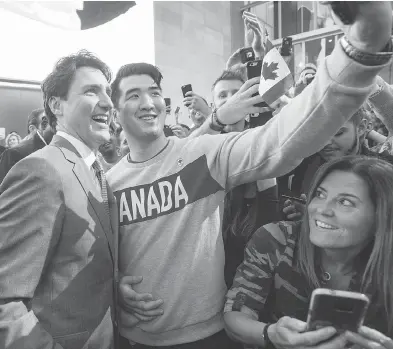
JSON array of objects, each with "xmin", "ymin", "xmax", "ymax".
[
  {"xmin": 27, "ymin": 108, "xmax": 45, "ymax": 134},
  {"xmin": 111, "ymin": 63, "xmax": 163, "ymax": 108},
  {"xmin": 41, "ymin": 50, "xmax": 112, "ymax": 128},
  {"xmin": 211, "ymin": 70, "xmax": 245, "ymax": 91}
]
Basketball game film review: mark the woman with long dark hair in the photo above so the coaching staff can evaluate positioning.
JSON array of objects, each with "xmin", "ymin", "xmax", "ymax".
[{"xmin": 224, "ymin": 156, "xmax": 393, "ymax": 348}]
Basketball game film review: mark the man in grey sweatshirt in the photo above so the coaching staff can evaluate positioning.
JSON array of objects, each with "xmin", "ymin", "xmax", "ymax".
[{"xmin": 113, "ymin": 3, "xmax": 393, "ymax": 348}]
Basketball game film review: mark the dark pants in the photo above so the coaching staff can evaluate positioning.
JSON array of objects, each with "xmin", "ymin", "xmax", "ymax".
[{"xmin": 118, "ymin": 330, "xmax": 242, "ymax": 349}]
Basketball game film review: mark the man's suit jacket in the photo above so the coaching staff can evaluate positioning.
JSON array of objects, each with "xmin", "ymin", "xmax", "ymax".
[
  {"xmin": 0, "ymin": 132, "xmax": 46, "ymax": 184},
  {"xmin": 0, "ymin": 135, "xmax": 119, "ymax": 349}
]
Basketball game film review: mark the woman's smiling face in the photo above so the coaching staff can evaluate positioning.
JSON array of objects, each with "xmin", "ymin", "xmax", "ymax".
[{"xmin": 308, "ymin": 170, "xmax": 375, "ymax": 250}]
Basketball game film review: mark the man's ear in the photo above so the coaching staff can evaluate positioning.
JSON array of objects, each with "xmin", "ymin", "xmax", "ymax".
[
  {"xmin": 48, "ymin": 96, "xmax": 63, "ymax": 118},
  {"xmin": 28, "ymin": 125, "xmax": 37, "ymax": 134},
  {"xmin": 116, "ymin": 146, "xmax": 121, "ymax": 157}
]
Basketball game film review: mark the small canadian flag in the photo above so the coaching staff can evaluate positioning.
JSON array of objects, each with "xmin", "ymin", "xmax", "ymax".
[{"xmin": 258, "ymin": 38, "xmax": 294, "ymax": 106}]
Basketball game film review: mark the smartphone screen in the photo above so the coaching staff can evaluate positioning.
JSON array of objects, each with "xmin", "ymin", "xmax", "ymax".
[{"xmin": 307, "ymin": 289, "xmax": 369, "ymax": 332}]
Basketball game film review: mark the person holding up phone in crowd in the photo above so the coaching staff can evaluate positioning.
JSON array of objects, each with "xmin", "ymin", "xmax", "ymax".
[
  {"xmin": 224, "ymin": 156, "xmax": 393, "ymax": 349},
  {"xmin": 181, "ymin": 84, "xmax": 211, "ymax": 134}
]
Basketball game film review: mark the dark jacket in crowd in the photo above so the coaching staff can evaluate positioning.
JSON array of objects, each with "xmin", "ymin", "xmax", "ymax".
[
  {"xmin": 0, "ymin": 145, "xmax": 5, "ymax": 158},
  {"xmin": 278, "ymin": 143, "xmax": 393, "ymax": 198},
  {"xmin": 223, "ymin": 183, "xmax": 280, "ymax": 289},
  {"xmin": 0, "ymin": 132, "xmax": 46, "ymax": 184}
]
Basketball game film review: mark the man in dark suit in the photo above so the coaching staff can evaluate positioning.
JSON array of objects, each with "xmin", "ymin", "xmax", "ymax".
[
  {"xmin": 0, "ymin": 51, "xmax": 118, "ymax": 349},
  {"xmin": 0, "ymin": 108, "xmax": 55, "ymax": 183}
]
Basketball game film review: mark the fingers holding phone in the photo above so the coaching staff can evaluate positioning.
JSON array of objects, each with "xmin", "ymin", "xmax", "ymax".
[
  {"xmin": 183, "ymin": 91, "xmax": 211, "ymax": 116},
  {"xmin": 268, "ymin": 316, "xmax": 339, "ymax": 349}
]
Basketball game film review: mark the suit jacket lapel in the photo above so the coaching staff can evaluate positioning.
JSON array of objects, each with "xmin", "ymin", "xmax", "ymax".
[{"xmin": 50, "ymin": 135, "xmax": 115, "ymax": 262}]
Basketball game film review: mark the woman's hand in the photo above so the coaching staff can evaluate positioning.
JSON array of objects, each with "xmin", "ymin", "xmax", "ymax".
[
  {"xmin": 345, "ymin": 326, "xmax": 393, "ymax": 349},
  {"xmin": 269, "ymin": 317, "xmax": 347, "ymax": 349}
]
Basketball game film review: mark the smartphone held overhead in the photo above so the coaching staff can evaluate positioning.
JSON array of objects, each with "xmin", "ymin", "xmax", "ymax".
[
  {"xmin": 181, "ymin": 84, "xmax": 192, "ymax": 98},
  {"xmin": 280, "ymin": 37, "xmax": 293, "ymax": 57},
  {"xmin": 246, "ymin": 61, "xmax": 268, "ymax": 108},
  {"xmin": 240, "ymin": 47, "xmax": 255, "ymax": 64}
]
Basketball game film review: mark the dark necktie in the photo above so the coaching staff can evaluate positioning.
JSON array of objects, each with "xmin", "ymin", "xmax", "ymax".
[{"xmin": 92, "ymin": 160, "xmax": 110, "ymax": 217}]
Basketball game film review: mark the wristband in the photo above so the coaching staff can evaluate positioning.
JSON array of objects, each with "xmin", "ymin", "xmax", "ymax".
[
  {"xmin": 209, "ymin": 113, "xmax": 224, "ymax": 132},
  {"xmin": 263, "ymin": 323, "xmax": 275, "ymax": 349},
  {"xmin": 209, "ymin": 109, "xmax": 226, "ymax": 132},
  {"xmin": 340, "ymin": 36, "xmax": 393, "ymax": 66},
  {"xmin": 213, "ymin": 108, "xmax": 227, "ymax": 127}
]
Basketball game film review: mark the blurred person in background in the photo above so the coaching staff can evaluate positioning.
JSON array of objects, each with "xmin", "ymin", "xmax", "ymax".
[
  {"xmin": 119, "ymin": 129, "xmax": 130, "ymax": 157},
  {"xmin": 98, "ymin": 119, "xmax": 124, "ymax": 172},
  {"xmin": 210, "ymin": 69, "xmax": 280, "ymax": 288},
  {"xmin": 0, "ymin": 108, "xmax": 55, "ymax": 183},
  {"xmin": 5, "ymin": 131, "xmax": 21, "ymax": 148},
  {"xmin": 224, "ymin": 156, "xmax": 393, "ymax": 347}
]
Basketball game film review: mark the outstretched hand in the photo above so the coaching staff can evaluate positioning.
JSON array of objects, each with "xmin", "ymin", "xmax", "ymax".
[
  {"xmin": 216, "ymin": 77, "xmax": 267, "ymax": 125},
  {"xmin": 324, "ymin": 1, "xmax": 392, "ymax": 53}
]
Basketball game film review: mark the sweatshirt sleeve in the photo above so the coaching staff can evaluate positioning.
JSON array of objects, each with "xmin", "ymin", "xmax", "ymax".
[{"xmin": 202, "ymin": 41, "xmax": 391, "ymax": 190}]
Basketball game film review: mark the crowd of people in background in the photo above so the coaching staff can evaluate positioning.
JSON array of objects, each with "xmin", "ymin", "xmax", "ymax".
[{"xmin": 1, "ymin": 2, "xmax": 393, "ymax": 349}]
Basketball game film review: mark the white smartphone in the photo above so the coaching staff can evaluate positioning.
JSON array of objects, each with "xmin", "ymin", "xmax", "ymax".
[{"xmin": 307, "ymin": 288, "xmax": 370, "ymax": 332}]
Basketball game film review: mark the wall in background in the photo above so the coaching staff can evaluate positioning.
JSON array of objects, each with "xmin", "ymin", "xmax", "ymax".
[{"xmin": 154, "ymin": 1, "xmax": 244, "ymax": 126}]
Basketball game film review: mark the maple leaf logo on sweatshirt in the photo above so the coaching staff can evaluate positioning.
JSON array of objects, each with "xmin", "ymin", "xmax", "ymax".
[{"xmin": 262, "ymin": 61, "xmax": 279, "ymax": 81}]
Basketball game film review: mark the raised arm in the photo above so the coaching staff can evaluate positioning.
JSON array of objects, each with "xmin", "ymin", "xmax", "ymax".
[{"xmin": 203, "ymin": 2, "xmax": 393, "ymax": 190}]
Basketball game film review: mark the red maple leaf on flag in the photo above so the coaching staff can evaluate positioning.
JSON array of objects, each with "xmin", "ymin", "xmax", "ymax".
[{"xmin": 262, "ymin": 61, "xmax": 279, "ymax": 81}]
